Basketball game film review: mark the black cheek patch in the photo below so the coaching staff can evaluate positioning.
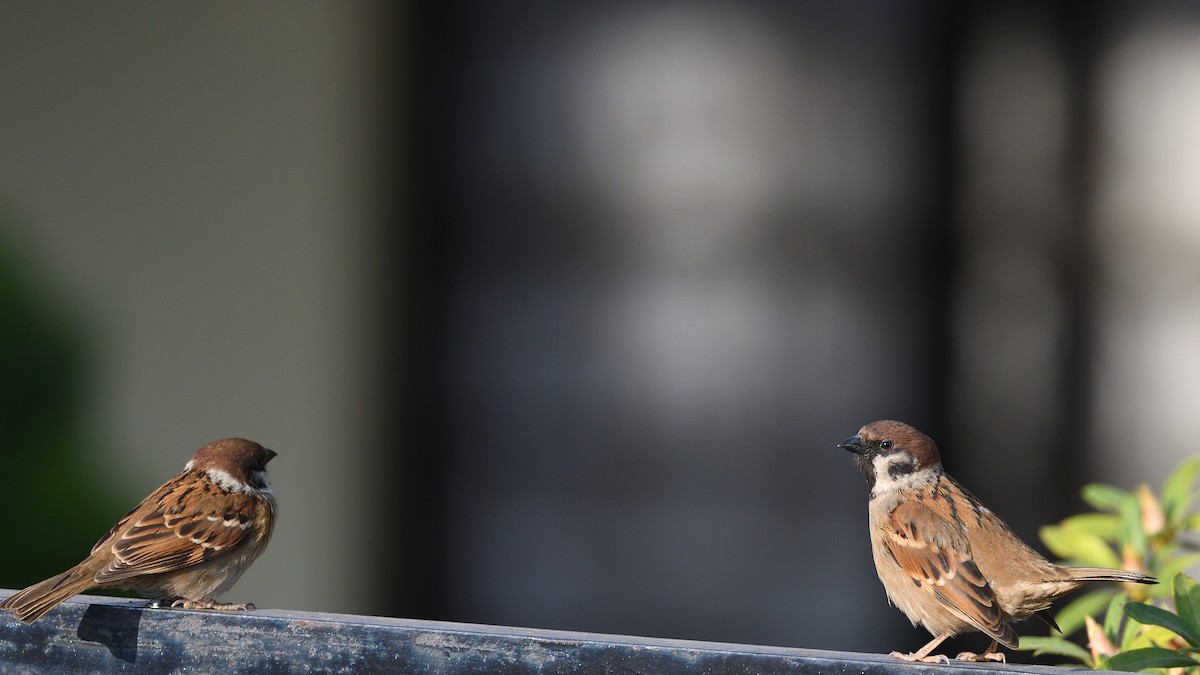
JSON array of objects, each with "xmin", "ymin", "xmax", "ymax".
[{"xmin": 888, "ymin": 457, "xmax": 916, "ymax": 479}]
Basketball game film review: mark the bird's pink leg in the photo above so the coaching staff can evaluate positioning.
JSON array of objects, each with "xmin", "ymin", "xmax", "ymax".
[
  {"xmin": 957, "ymin": 640, "xmax": 1005, "ymax": 663},
  {"xmin": 891, "ymin": 633, "xmax": 952, "ymax": 664}
]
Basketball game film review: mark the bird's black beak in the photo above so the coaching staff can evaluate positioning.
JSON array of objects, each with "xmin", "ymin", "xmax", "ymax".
[
  {"xmin": 838, "ymin": 435, "xmax": 869, "ymax": 455},
  {"xmin": 265, "ymin": 448, "xmax": 278, "ymax": 464}
]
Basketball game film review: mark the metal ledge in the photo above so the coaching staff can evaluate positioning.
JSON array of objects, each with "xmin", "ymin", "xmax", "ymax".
[{"xmin": 0, "ymin": 589, "xmax": 1106, "ymax": 674}]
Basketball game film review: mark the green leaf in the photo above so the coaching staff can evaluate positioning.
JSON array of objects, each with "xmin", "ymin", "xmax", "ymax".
[
  {"xmin": 1105, "ymin": 647, "xmax": 1199, "ymax": 671},
  {"xmin": 1174, "ymin": 573, "xmax": 1200, "ymax": 640},
  {"xmin": 1162, "ymin": 457, "xmax": 1200, "ymax": 525},
  {"xmin": 1015, "ymin": 635, "xmax": 1092, "ymax": 663},
  {"xmin": 1083, "ymin": 483, "xmax": 1135, "ymax": 513},
  {"xmin": 1121, "ymin": 607, "xmax": 1144, "ymax": 651},
  {"xmin": 1124, "ymin": 601, "xmax": 1200, "ymax": 646},
  {"xmin": 1120, "ymin": 498, "xmax": 1149, "ymax": 558},
  {"xmin": 1060, "ymin": 512, "xmax": 1123, "ymax": 540},
  {"xmin": 1040, "ymin": 526, "xmax": 1122, "ymax": 568},
  {"xmin": 1128, "ymin": 624, "xmax": 1185, "ymax": 651},
  {"xmin": 1055, "ymin": 588, "xmax": 1117, "ymax": 638},
  {"xmin": 1105, "ymin": 592, "xmax": 1129, "ymax": 642}
]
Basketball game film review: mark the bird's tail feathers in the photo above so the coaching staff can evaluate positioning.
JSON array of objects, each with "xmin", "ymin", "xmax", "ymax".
[
  {"xmin": 1066, "ymin": 567, "xmax": 1157, "ymax": 585},
  {"xmin": 0, "ymin": 565, "xmax": 95, "ymax": 624}
]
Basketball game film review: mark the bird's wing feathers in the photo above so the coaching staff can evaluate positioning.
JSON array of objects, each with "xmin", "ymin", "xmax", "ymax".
[
  {"xmin": 92, "ymin": 474, "xmax": 263, "ymax": 583},
  {"xmin": 884, "ymin": 499, "xmax": 1018, "ymax": 648}
]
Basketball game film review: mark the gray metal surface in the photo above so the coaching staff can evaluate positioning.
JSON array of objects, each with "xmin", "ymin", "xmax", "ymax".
[{"xmin": 0, "ymin": 589, "xmax": 1099, "ymax": 674}]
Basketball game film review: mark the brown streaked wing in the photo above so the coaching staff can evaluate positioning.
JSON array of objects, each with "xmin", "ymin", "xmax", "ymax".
[
  {"xmin": 884, "ymin": 499, "xmax": 1017, "ymax": 648},
  {"xmin": 89, "ymin": 474, "xmax": 190, "ymax": 557},
  {"xmin": 93, "ymin": 475, "xmax": 263, "ymax": 583}
]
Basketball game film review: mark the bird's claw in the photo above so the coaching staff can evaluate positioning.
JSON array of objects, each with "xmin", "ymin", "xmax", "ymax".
[
  {"xmin": 956, "ymin": 651, "xmax": 1006, "ymax": 663},
  {"xmin": 152, "ymin": 598, "xmax": 255, "ymax": 611}
]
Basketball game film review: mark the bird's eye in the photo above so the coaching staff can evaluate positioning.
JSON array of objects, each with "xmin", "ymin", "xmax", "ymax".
[{"xmin": 880, "ymin": 439, "xmax": 894, "ymax": 451}]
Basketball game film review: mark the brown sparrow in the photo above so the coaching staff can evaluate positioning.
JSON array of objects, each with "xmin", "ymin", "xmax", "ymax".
[
  {"xmin": 839, "ymin": 420, "xmax": 1155, "ymax": 663},
  {"xmin": 0, "ymin": 438, "xmax": 277, "ymax": 624}
]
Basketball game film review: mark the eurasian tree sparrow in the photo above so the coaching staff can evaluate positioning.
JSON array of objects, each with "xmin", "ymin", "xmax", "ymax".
[
  {"xmin": 0, "ymin": 438, "xmax": 277, "ymax": 624},
  {"xmin": 840, "ymin": 420, "xmax": 1154, "ymax": 663}
]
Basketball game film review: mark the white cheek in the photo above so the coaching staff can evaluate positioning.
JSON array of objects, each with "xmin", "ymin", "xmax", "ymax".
[
  {"xmin": 870, "ymin": 454, "xmax": 892, "ymax": 487},
  {"xmin": 205, "ymin": 467, "xmax": 258, "ymax": 495},
  {"xmin": 871, "ymin": 454, "xmax": 926, "ymax": 494}
]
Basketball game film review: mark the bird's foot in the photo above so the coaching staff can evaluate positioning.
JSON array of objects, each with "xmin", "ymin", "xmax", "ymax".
[
  {"xmin": 153, "ymin": 597, "xmax": 256, "ymax": 611},
  {"xmin": 890, "ymin": 650, "xmax": 950, "ymax": 664},
  {"xmin": 955, "ymin": 651, "xmax": 1006, "ymax": 663}
]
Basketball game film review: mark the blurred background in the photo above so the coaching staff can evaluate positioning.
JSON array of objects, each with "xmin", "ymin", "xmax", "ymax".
[{"xmin": 1, "ymin": 0, "xmax": 1199, "ymax": 658}]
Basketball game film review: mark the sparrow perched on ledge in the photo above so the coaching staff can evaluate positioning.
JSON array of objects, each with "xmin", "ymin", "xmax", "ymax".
[
  {"xmin": 839, "ymin": 420, "xmax": 1155, "ymax": 664},
  {"xmin": 0, "ymin": 438, "xmax": 277, "ymax": 624}
]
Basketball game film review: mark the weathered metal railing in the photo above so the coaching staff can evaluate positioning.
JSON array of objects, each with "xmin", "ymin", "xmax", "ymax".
[{"xmin": 0, "ymin": 590, "xmax": 1095, "ymax": 674}]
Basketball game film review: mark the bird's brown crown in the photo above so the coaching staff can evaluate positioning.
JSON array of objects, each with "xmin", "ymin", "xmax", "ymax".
[
  {"xmin": 857, "ymin": 420, "xmax": 942, "ymax": 470},
  {"xmin": 188, "ymin": 438, "xmax": 277, "ymax": 485}
]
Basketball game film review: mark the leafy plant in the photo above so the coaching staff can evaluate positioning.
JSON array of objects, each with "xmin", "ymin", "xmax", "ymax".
[
  {"xmin": 1106, "ymin": 574, "xmax": 1200, "ymax": 671},
  {"xmin": 1016, "ymin": 457, "xmax": 1200, "ymax": 670}
]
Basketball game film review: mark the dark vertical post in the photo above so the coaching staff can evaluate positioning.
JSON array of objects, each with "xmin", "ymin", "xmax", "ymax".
[{"xmin": 1051, "ymin": 0, "xmax": 1103, "ymax": 496}]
